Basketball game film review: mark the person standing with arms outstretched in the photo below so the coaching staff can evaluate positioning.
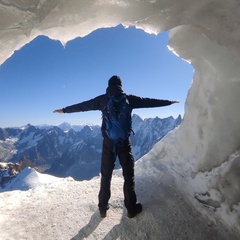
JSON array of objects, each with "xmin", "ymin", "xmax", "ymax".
[{"xmin": 53, "ymin": 75, "xmax": 179, "ymax": 218}]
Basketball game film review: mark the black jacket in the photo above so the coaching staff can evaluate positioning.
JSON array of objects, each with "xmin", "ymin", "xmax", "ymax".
[{"xmin": 62, "ymin": 85, "xmax": 174, "ymax": 134}]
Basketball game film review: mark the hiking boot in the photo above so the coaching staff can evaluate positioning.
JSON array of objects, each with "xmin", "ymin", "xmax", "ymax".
[
  {"xmin": 99, "ymin": 204, "xmax": 109, "ymax": 218},
  {"xmin": 100, "ymin": 209, "xmax": 107, "ymax": 218},
  {"xmin": 127, "ymin": 203, "xmax": 142, "ymax": 218}
]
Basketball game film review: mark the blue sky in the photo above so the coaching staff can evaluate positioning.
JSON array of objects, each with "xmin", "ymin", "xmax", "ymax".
[{"xmin": 0, "ymin": 25, "xmax": 193, "ymax": 128}]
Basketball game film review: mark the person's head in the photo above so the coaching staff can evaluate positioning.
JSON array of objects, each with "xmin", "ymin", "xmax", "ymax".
[{"xmin": 108, "ymin": 75, "xmax": 122, "ymax": 87}]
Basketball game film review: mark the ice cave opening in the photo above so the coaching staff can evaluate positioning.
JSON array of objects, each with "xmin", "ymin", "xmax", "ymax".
[{"xmin": 1, "ymin": 25, "xmax": 193, "ymax": 127}]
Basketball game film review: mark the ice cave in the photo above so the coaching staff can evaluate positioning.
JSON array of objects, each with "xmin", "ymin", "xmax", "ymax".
[{"xmin": 0, "ymin": 0, "xmax": 240, "ymax": 233}]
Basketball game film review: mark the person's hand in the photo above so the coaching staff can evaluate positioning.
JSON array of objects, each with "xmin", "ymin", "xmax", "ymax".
[
  {"xmin": 53, "ymin": 109, "xmax": 63, "ymax": 113},
  {"xmin": 172, "ymin": 100, "xmax": 180, "ymax": 104}
]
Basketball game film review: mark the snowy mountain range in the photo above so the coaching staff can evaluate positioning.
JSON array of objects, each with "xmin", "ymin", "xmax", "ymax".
[{"xmin": 0, "ymin": 114, "xmax": 181, "ymax": 180}]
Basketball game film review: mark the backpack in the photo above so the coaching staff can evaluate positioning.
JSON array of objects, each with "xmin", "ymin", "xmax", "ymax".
[{"xmin": 104, "ymin": 94, "xmax": 133, "ymax": 143}]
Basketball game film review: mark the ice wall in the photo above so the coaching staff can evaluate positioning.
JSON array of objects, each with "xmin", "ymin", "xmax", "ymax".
[
  {"xmin": 169, "ymin": 25, "xmax": 240, "ymax": 171},
  {"xmin": 1, "ymin": 0, "xmax": 240, "ymax": 230}
]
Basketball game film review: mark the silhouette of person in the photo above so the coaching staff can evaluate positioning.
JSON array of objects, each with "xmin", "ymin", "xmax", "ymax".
[{"xmin": 53, "ymin": 75, "xmax": 179, "ymax": 218}]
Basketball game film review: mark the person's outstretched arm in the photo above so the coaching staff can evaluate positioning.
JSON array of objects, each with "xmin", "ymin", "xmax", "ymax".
[
  {"xmin": 128, "ymin": 94, "xmax": 179, "ymax": 109},
  {"xmin": 53, "ymin": 94, "xmax": 107, "ymax": 114}
]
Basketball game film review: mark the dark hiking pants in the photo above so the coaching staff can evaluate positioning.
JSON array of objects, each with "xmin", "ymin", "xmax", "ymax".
[{"xmin": 98, "ymin": 136, "xmax": 137, "ymax": 212}]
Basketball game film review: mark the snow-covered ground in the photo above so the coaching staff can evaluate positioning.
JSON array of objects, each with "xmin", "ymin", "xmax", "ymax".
[{"xmin": 0, "ymin": 166, "xmax": 238, "ymax": 240}]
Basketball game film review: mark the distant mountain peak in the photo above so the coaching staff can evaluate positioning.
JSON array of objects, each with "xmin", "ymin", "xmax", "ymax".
[{"xmin": 1, "ymin": 114, "xmax": 181, "ymax": 181}]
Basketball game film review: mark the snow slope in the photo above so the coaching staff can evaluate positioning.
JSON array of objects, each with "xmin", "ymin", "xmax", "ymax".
[
  {"xmin": 0, "ymin": 168, "xmax": 238, "ymax": 240},
  {"xmin": 0, "ymin": 167, "xmax": 63, "ymax": 192}
]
